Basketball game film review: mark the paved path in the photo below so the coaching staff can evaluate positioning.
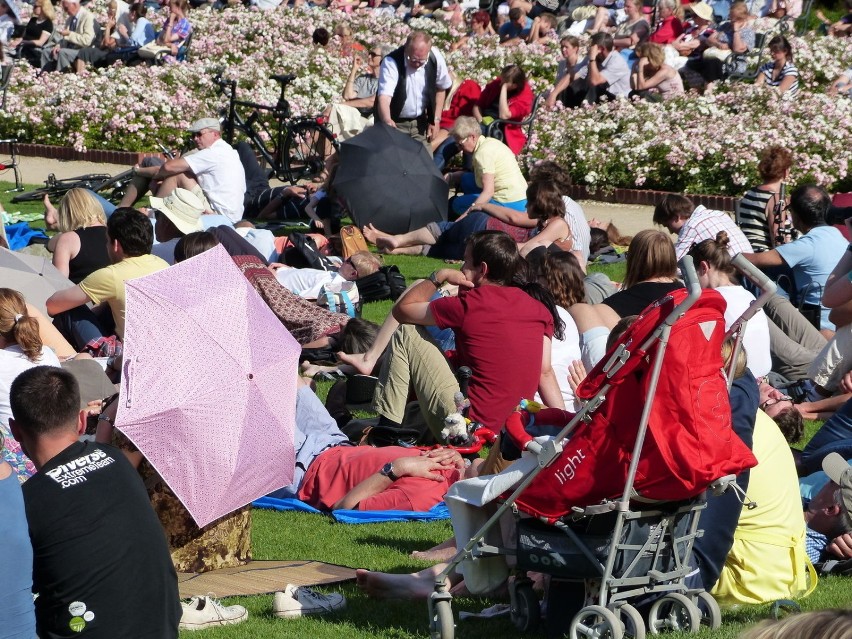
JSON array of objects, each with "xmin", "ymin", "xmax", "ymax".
[{"xmin": 11, "ymin": 156, "xmax": 658, "ymax": 237}]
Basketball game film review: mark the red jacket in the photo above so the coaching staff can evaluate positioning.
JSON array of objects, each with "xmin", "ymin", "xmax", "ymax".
[
  {"xmin": 439, "ymin": 79, "xmax": 481, "ymax": 130},
  {"xmin": 477, "ymin": 78, "xmax": 533, "ymax": 155}
]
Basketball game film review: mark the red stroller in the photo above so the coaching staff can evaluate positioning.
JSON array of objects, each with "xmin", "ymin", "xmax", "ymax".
[{"xmin": 427, "ymin": 256, "xmax": 775, "ymax": 639}]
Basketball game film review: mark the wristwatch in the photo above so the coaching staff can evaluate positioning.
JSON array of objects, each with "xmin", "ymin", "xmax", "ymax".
[
  {"xmin": 379, "ymin": 462, "xmax": 399, "ymax": 481},
  {"xmin": 428, "ymin": 271, "xmax": 442, "ymax": 287}
]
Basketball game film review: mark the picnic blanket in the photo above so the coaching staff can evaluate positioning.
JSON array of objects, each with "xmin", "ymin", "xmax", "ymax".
[
  {"xmin": 4, "ymin": 222, "xmax": 47, "ymax": 250},
  {"xmin": 177, "ymin": 559, "xmax": 354, "ymax": 599},
  {"xmin": 253, "ymin": 496, "xmax": 449, "ymax": 524}
]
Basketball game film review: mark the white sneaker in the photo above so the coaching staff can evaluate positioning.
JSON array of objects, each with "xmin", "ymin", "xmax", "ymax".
[
  {"xmin": 272, "ymin": 584, "xmax": 346, "ymax": 618},
  {"xmin": 179, "ymin": 594, "xmax": 248, "ymax": 630}
]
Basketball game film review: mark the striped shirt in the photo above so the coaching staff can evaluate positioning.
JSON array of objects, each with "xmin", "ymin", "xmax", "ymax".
[
  {"xmin": 758, "ymin": 60, "xmax": 799, "ymax": 98},
  {"xmin": 674, "ymin": 205, "xmax": 754, "ymax": 261},
  {"xmin": 738, "ymin": 187, "xmax": 778, "ymax": 252},
  {"xmin": 562, "ymin": 196, "xmax": 591, "ymax": 262}
]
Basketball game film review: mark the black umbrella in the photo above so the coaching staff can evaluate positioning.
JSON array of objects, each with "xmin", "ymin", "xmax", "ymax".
[{"xmin": 333, "ymin": 122, "xmax": 449, "ymax": 235}]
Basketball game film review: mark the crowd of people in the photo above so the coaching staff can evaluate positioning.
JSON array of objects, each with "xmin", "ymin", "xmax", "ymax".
[{"xmin": 2, "ymin": 0, "xmax": 852, "ymax": 637}]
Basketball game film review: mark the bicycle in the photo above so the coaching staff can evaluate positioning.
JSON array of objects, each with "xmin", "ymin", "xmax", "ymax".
[
  {"xmin": 214, "ymin": 73, "xmax": 338, "ymax": 185},
  {"xmin": 11, "ymin": 169, "xmax": 135, "ymax": 204},
  {"xmin": 9, "ymin": 143, "xmax": 186, "ymax": 205}
]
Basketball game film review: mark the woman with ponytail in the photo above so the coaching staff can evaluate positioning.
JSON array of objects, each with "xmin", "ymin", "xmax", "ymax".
[
  {"xmin": 688, "ymin": 232, "xmax": 771, "ymax": 378},
  {"xmin": 0, "ymin": 288, "xmax": 61, "ymax": 480}
]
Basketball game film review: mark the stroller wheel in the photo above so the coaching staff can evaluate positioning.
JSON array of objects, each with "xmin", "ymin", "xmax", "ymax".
[
  {"xmin": 691, "ymin": 592, "xmax": 722, "ymax": 629},
  {"xmin": 510, "ymin": 581, "xmax": 541, "ymax": 632},
  {"xmin": 612, "ymin": 603, "xmax": 645, "ymax": 639},
  {"xmin": 569, "ymin": 605, "xmax": 624, "ymax": 639},
  {"xmin": 430, "ymin": 599, "xmax": 454, "ymax": 639},
  {"xmin": 647, "ymin": 594, "xmax": 700, "ymax": 634}
]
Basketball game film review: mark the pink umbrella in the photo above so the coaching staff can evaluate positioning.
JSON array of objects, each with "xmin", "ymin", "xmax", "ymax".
[{"xmin": 115, "ymin": 244, "xmax": 298, "ymax": 528}]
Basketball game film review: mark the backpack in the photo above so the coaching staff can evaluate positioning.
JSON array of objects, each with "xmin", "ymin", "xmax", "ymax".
[
  {"xmin": 282, "ymin": 232, "xmax": 336, "ymax": 271},
  {"xmin": 357, "ymin": 265, "xmax": 408, "ymax": 303},
  {"xmin": 317, "ymin": 280, "xmax": 361, "ymax": 317}
]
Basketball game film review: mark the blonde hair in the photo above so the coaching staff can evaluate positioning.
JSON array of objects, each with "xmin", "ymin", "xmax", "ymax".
[
  {"xmin": 740, "ymin": 610, "xmax": 852, "ymax": 639},
  {"xmin": 57, "ymin": 188, "xmax": 107, "ymax": 233},
  {"xmin": 721, "ymin": 336, "xmax": 747, "ymax": 379},
  {"xmin": 37, "ymin": 0, "xmax": 56, "ymax": 21},
  {"xmin": 728, "ymin": 0, "xmax": 750, "ymax": 21},
  {"xmin": 450, "ymin": 116, "xmax": 481, "ymax": 141},
  {"xmin": 0, "ymin": 289, "xmax": 43, "ymax": 362},
  {"xmin": 623, "ymin": 229, "xmax": 677, "ymax": 289},
  {"xmin": 635, "ymin": 42, "xmax": 665, "ymax": 70},
  {"xmin": 349, "ymin": 251, "xmax": 382, "ymax": 278}
]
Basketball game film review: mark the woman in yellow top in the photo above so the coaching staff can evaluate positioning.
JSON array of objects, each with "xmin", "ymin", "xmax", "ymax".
[{"xmin": 362, "ymin": 117, "xmax": 530, "ymax": 260}]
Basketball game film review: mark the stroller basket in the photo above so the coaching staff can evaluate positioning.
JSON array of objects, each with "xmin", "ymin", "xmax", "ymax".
[{"xmin": 517, "ymin": 500, "xmax": 700, "ymax": 583}]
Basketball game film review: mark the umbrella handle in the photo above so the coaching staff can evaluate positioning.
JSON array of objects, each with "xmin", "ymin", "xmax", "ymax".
[{"xmin": 122, "ymin": 357, "xmax": 132, "ymax": 409}]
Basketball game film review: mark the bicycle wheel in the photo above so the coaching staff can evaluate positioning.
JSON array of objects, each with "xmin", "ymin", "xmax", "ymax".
[
  {"xmin": 11, "ymin": 174, "xmax": 114, "ymax": 203},
  {"xmin": 233, "ymin": 123, "xmax": 274, "ymax": 180},
  {"xmin": 92, "ymin": 169, "xmax": 135, "ymax": 204},
  {"xmin": 282, "ymin": 121, "xmax": 336, "ymax": 184}
]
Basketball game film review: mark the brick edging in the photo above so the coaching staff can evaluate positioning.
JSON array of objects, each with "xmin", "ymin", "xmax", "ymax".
[
  {"xmin": 0, "ymin": 142, "xmax": 738, "ymax": 210},
  {"xmin": 567, "ymin": 185, "xmax": 738, "ymax": 213},
  {"xmin": 0, "ymin": 142, "xmax": 163, "ymax": 166}
]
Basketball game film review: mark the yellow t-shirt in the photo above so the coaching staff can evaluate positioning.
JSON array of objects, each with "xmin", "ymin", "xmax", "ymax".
[
  {"xmin": 472, "ymin": 136, "xmax": 528, "ymax": 204},
  {"xmin": 712, "ymin": 410, "xmax": 815, "ymax": 605},
  {"xmin": 79, "ymin": 254, "xmax": 169, "ymax": 339}
]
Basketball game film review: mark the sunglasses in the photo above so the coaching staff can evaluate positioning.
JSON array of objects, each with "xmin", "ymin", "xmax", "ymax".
[
  {"xmin": 370, "ymin": 51, "xmax": 382, "ymax": 58},
  {"xmin": 759, "ymin": 396, "xmax": 792, "ymax": 410}
]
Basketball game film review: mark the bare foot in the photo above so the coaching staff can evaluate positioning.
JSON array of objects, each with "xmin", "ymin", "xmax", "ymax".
[
  {"xmin": 411, "ymin": 548, "xmax": 457, "ymax": 562},
  {"xmin": 362, "ymin": 223, "xmax": 391, "ymax": 245},
  {"xmin": 374, "ymin": 236, "xmax": 400, "ymax": 253},
  {"xmin": 356, "ymin": 568, "xmax": 448, "ymax": 600},
  {"xmin": 337, "ymin": 351, "xmax": 375, "ymax": 376},
  {"xmin": 411, "ymin": 539, "xmax": 458, "ymax": 562},
  {"xmin": 43, "ymin": 194, "xmax": 58, "ymax": 229}
]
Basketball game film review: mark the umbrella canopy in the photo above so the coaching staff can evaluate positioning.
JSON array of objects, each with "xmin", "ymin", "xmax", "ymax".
[
  {"xmin": 5, "ymin": 0, "xmax": 21, "ymax": 23},
  {"xmin": 0, "ymin": 248, "xmax": 74, "ymax": 315},
  {"xmin": 115, "ymin": 244, "xmax": 299, "ymax": 528},
  {"xmin": 333, "ymin": 122, "xmax": 449, "ymax": 235}
]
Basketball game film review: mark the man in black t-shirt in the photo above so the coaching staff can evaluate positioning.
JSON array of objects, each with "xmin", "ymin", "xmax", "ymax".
[{"xmin": 9, "ymin": 366, "xmax": 180, "ymax": 639}]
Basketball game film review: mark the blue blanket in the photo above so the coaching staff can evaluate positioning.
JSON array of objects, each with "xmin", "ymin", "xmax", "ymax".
[
  {"xmin": 4, "ymin": 223, "xmax": 47, "ymax": 251},
  {"xmin": 252, "ymin": 496, "xmax": 449, "ymax": 524}
]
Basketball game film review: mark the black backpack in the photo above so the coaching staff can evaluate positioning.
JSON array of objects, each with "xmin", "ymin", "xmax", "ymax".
[
  {"xmin": 357, "ymin": 265, "xmax": 407, "ymax": 303},
  {"xmin": 282, "ymin": 232, "xmax": 336, "ymax": 271}
]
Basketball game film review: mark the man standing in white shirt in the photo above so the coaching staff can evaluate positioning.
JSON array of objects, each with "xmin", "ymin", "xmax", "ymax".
[
  {"xmin": 375, "ymin": 31, "xmax": 452, "ymax": 145},
  {"xmin": 123, "ymin": 118, "xmax": 247, "ymax": 223}
]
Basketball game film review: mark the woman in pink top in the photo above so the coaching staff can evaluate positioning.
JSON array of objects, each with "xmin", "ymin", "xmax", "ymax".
[{"xmin": 630, "ymin": 42, "xmax": 684, "ymax": 100}]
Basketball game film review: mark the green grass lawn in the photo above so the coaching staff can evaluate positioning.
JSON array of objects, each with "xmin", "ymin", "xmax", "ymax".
[
  {"xmin": 4, "ymin": 181, "xmax": 848, "ymax": 637},
  {"xmin": 191, "ymin": 253, "xmax": 847, "ymax": 639}
]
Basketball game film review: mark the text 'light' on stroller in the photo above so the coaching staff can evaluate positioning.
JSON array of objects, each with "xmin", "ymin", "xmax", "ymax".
[{"xmin": 426, "ymin": 255, "xmax": 776, "ymax": 639}]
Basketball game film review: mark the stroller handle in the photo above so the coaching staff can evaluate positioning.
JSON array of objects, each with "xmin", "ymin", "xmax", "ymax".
[
  {"xmin": 731, "ymin": 253, "xmax": 777, "ymax": 296},
  {"xmin": 678, "ymin": 255, "xmax": 702, "ymax": 299}
]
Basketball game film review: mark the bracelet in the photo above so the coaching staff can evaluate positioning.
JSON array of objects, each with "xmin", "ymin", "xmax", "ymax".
[
  {"xmin": 97, "ymin": 414, "xmax": 114, "ymax": 426},
  {"xmin": 428, "ymin": 271, "xmax": 442, "ymax": 287}
]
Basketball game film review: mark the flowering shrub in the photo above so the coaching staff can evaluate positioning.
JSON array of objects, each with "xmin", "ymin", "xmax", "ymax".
[
  {"xmin": 2, "ymin": 1, "xmax": 851, "ymax": 194},
  {"xmin": 526, "ymin": 83, "xmax": 852, "ymax": 195}
]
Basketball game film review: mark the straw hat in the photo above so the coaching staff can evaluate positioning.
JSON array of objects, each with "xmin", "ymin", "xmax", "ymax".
[
  {"xmin": 690, "ymin": 2, "xmax": 713, "ymax": 21},
  {"xmin": 149, "ymin": 188, "xmax": 205, "ymax": 236}
]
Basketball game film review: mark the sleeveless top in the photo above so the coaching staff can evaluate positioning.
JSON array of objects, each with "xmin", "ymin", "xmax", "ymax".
[
  {"xmin": 738, "ymin": 188, "xmax": 776, "ymax": 252},
  {"xmin": 69, "ymin": 226, "xmax": 111, "ymax": 284}
]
